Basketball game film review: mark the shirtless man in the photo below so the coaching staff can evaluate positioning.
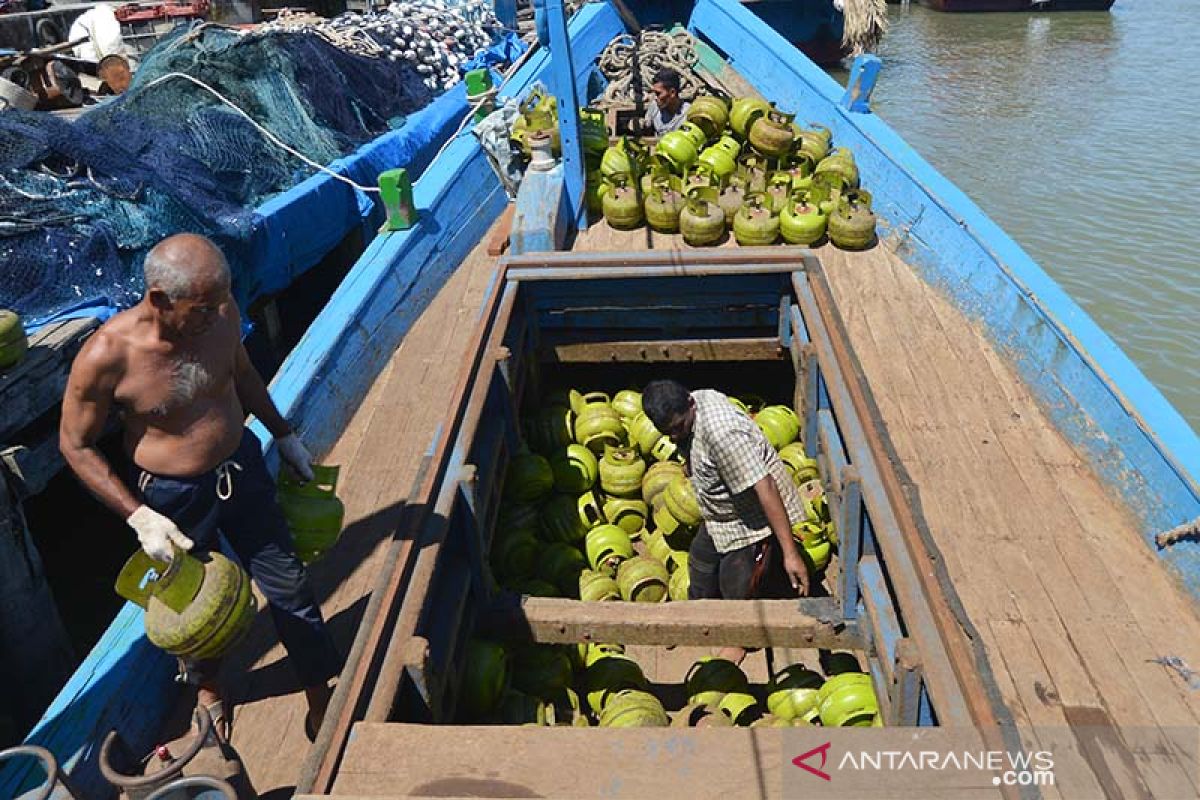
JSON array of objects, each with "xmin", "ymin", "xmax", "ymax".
[{"xmin": 60, "ymin": 233, "xmax": 341, "ymax": 742}]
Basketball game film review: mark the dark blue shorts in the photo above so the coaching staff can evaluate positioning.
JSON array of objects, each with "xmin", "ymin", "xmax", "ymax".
[{"xmin": 133, "ymin": 428, "xmax": 341, "ymax": 687}]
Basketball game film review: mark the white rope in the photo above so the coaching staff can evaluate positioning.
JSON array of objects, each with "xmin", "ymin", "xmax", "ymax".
[
  {"xmin": 141, "ymin": 71, "xmax": 386, "ymax": 193},
  {"xmin": 140, "ymin": 42, "xmax": 531, "ymax": 198}
]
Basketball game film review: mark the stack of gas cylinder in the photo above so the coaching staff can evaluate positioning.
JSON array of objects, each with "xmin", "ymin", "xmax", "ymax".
[
  {"xmin": 588, "ymin": 95, "xmax": 877, "ymax": 250},
  {"xmin": 458, "ymin": 640, "xmax": 882, "ymax": 728},
  {"xmin": 491, "ymin": 388, "xmax": 835, "ymax": 604}
]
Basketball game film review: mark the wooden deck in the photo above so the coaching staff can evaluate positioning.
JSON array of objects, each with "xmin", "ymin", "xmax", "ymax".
[
  {"xmin": 572, "ymin": 219, "xmax": 1200, "ymax": 796},
  {"xmin": 168, "ymin": 227, "xmax": 506, "ymax": 797},
  {"xmin": 818, "ymin": 243, "xmax": 1200, "ymax": 797}
]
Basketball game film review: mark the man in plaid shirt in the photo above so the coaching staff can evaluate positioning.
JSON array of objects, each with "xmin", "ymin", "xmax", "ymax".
[{"xmin": 643, "ymin": 380, "xmax": 810, "ymax": 614}]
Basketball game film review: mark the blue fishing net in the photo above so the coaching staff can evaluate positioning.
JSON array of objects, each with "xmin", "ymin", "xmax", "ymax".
[{"xmin": 0, "ymin": 22, "xmax": 445, "ymax": 326}]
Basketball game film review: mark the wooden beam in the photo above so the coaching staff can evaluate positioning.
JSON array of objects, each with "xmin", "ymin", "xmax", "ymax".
[
  {"xmin": 330, "ymin": 723, "xmax": 1002, "ymax": 799},
  {"xmin": 486, "ymin": 203, "xmax": 515, "ymax": 257},
  {"xmin": 478, "ymin": 597, "xmax": 861, "ymax": 649},
  {"xmin": 540, "ymin": 337, "xmax": 784, "ymax": 363}
]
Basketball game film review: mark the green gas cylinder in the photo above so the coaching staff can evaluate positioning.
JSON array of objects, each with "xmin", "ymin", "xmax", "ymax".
[
  {"xmin": 115, "ymin": 548, "xmax": 256, "ymax": 661},
  {"xmin": 278, "ymin": 464, "xmax": 345, "ymax": 563},
  {"xmin": 0, "ymin": 310, "xmax": 27, "ymax": 369}
]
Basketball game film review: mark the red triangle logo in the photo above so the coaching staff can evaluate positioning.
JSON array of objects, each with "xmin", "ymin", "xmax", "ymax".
[{"xmin": 793, "ymin": 741, "xmax": 833, "ymax": 781}]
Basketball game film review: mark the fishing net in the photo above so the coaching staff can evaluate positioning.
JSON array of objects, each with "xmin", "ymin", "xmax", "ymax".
[{"xmin": 0, "ymin": 4, "xmax": 503, "ymax": 327}]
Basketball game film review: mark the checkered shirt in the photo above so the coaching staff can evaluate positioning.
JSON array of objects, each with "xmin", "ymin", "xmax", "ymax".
[{"xmin": 687, "ymin": 389, "xmax": 806, "ymax": 554}]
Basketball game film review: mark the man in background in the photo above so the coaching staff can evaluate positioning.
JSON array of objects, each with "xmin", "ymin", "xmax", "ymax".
[{"xmin": 641, "ymin": 67, "xmax": 691, "ymax": 135}]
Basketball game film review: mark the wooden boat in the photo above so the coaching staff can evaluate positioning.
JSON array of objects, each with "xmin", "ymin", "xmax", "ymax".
[{"xmin": 6, "ymin": 0, "xmax": 1198, "ymax": 796}]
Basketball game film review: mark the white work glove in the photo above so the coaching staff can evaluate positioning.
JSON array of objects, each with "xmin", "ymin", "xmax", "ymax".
[
  {"xmin": 127, "ymin": 505, "xmax": 194, "ymax": 563},
  {"xmin": 276, "ymin": 432, "xmax": 315, "ymax": 483}
]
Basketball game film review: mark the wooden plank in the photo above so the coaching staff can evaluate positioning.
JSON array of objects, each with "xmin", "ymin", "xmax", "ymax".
[
  {"xmin": 899, "ymin": 251, "xmax": 1200, "ymax": 795},
  {"xmin": 333, "ymin": 723, "xmax": 1005, "ymax": 799},
  {"xmin": 360, "ymin": 285, "xmax": 522, "ymax": 728},
  {"xmin": 477, "ymin": 597, "xmax": 859, "ymax": 650},
  {"xmin": 857, "ymin": 556, "xmax": 900, "ymax": 688},
  {"xmin": 883, "ymin": 238, "xmax": 1200, "ymax": 769},
  {"xmin": 486, "ymin": 203, "xmax": 516, "ymax": 257},
  {"xmin": 794, "ymin": 267, "xmax": 983, "ymax": 731},
  {"xmin": 0, "ymin": 317, "xmax": 98, "ymax": 441},
  {"xmin": 541, "ymin": 337, "xmax": 783, "ymax": 363},
  {"xmin": 286, "ymin": 237, "xmax": 507, "ymax": 795}
]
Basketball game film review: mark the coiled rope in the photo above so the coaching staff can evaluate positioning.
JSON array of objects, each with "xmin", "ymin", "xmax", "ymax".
[{"xmin": 595, "ymin": 29, "xmax": 704, "ymax": 108}]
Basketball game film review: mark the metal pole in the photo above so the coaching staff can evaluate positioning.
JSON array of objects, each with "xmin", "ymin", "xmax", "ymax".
[{"xmin": 538, "ymin": 0, "xmax": 586, "ymax": 232}]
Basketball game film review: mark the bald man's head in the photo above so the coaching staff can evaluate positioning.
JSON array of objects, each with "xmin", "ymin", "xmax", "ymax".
[
  {"xmin": 144, "ymin": 233, "xmax": 230, "ymax": 301},
  {"xmin": 143, "ymin": 234, "xmax": 232, "ymax": 337}
]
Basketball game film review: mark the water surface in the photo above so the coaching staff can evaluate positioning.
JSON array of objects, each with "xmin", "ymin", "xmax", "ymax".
[{"xmin": 841, "ymin": 1, "xmax": 1200, "ymax": 430}]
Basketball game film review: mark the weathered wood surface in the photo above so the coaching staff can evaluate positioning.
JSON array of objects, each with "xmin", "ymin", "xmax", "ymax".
[
  {"xmin": 819, "ymin": 241, "xmax": 1200, "ymax": 797},
  {"xmin": 0, "ymin": 317, "xmax": 98, "ymax": 441},
  {"xmin": 479, "ymin": 597, "xmax": 859, "ymax": 649},
  {"xmin": 486, "ymin": 203, "xmax": 516, "ymax": 257},
  {"xmin": 542, "ymin": 337, "xmax": 784, "ymax": 363},
  {"xmin": 330, "ymin": 723, "xmax": 1002, "ymax": 799},
  {"xmin": 571, "ymin": 219, "xmax": 740, "ymax": 252},
  {"xmin": 152, "ymin": 229, "xmax": 506, "ymax": 797}
]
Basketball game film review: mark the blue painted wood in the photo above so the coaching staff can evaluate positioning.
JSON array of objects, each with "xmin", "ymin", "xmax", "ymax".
[
  {"xmin": 542, "ymin": 0, "xmax": 587, "ymax": 232},
  {"xmin": 493, "ymin": 0, "xmax": 517, "ymax": 28},
  {"xmin": 803, "ymin": 356, "xmax": 819, "ymax": 455},
  {"xmin": 734, "ymin": 0, "xmax": 843, "ymax": 48},
  {"xmin": 858, "ymin": 556, "xmax": 902, "ymax": 683},
  {"xmin": 689, "ymin": 0, "xmax": 1200, "ymax": 596},
  {"xmin": 840, "ymin": 54, "xmax": 881, "ymax": 114},
  {"xmin": 0, "ymin": 605, "xmax": 175, "ymax": 799},
  {"xmin": 507, "ymin": 2, "xmax": 623, "ymax": 251},
  {"xmin": 919, "ymin": 686, "xmax": 936, "ymax": 725},
  {"xmin": 511, "ymin": 166, "xmax": 568, "ymax": 255},
  {"xmin": 500, "ymin": 2, "xmax": 624, "ymax": 104},
  {"xmin": 252, "ymin": 136, "xmax": 508, "ymax": 461},
  {"xmin": 457, "ymin": 476, "xmax": 488, "ymax": 603},
  {"xmin": 838, "ymin": 471, "xmax": 863, "ymax": 619},
  {"xmin": 242, "ymin": 84, "xmax": 474, "ymax": 307}
]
